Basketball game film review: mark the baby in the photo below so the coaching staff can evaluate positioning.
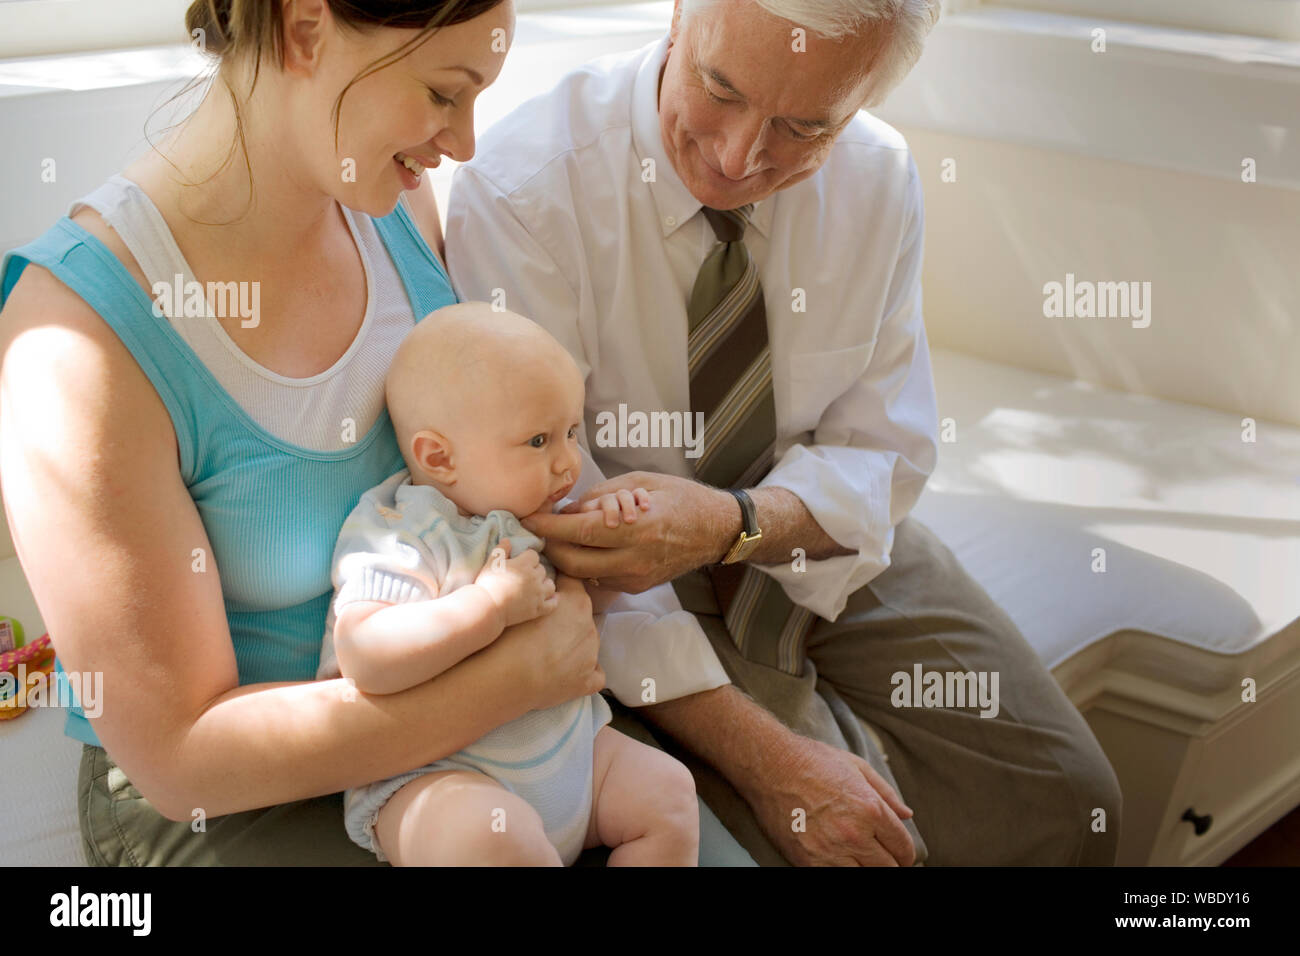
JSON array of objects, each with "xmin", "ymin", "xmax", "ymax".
[{"xmin": 316, "ymin": 302, "xmax": 699, "ymax": 866}]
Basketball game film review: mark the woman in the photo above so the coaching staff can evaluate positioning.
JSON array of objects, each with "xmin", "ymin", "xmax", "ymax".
[{"xmin": 0, "ymin": 0, "xmax": 747, "ymax": 865}]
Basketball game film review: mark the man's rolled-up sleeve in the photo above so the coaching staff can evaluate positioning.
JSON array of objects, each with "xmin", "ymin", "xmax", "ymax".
[
  {"xmin": 596, "ymin": 599, "xmax": 731, "ymax": 708},
  {"xmin": 759, "ymin": 159, "xmax": 939, "ymax": 622}
]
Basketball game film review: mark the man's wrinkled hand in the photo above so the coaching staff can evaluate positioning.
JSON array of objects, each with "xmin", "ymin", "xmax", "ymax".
[
  {"xmin": 520, "ymin": 471, "xmax": 731, "ymax": 593},
  {"xmin": 744, "ymin": 734, "xmax": 917, "ymax": 866}
]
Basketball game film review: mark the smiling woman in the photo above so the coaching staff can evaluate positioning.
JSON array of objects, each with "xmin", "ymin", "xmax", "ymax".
[
  {"xmin": 178, "ymin": 0, "xmax": 508, "ymax": 218},
  {"xmin": 0, "ymin": 0, "xmax": 674, "ymax": 869}
]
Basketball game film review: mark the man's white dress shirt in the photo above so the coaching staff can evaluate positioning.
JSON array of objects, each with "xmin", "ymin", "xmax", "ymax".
[{"xmin": 446, "ymin": 34, "xmax": 939, "ymax": 699}]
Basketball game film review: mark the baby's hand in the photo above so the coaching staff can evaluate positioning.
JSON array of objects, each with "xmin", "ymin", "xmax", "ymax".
[
  {"xmin": 475, "ymin": 540, "xmax": 557, "ymax": 628},
  {"xmin": 576, "ymin": 487, "xmax": 652, "ymax": 529}
]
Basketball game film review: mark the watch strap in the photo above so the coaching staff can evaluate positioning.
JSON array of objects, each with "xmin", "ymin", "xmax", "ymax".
[
  {"xmin": 720, "ymin": 489, "xmax": 762, "ymax": 564},
  {"xmin": 728, "ymin": 488, "xmax": 759, "ymax": 536}
]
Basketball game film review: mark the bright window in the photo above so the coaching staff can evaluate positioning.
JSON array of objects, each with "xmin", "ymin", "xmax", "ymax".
[{"xmin": 0, "ymin": 0, "xmax": 192, "ymax": 58}]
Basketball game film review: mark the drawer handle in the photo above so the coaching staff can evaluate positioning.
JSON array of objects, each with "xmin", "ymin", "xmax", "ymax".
[{"xmin": 1181, "ymin": 808, "xmax": 1213, "ymax": 836}]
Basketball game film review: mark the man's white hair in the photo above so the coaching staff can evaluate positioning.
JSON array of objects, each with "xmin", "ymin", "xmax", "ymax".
[{"xmin": 679, "ymin": 0, "xmax": 941, "ymax": 108}]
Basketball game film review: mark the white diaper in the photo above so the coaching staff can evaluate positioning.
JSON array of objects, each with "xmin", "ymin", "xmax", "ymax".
[{"xmin": 343, "ymin": 691, "xmax": 613, "ymax": 865}]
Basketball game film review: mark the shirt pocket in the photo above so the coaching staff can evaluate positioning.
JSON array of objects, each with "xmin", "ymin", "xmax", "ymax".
[{"xmin": 785, "ymin": 342, "xmax": 876, "ymax": 435}]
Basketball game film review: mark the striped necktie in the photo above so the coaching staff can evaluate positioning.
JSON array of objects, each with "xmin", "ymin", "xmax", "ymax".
[{"xmin": 686, "ymin": 204, "xmax": 818, "ymax": 676}]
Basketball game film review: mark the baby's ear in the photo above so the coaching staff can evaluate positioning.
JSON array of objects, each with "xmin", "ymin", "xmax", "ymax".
[{"xmin": 409, "ymin": 428, "xmax": 455, "ymax": 483}]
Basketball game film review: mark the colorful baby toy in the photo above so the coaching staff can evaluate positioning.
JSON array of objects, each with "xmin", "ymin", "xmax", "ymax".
[{"xmin": 0, "ymin": 621, "xmax": 55, "ymax": 720}]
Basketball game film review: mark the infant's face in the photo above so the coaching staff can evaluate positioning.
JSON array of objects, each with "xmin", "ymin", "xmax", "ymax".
[{"xmin": 441, "ymin": 357, "xmax": 585, "ymax": 519}]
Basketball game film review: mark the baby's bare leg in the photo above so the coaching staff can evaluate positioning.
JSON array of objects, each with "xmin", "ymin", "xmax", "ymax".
[
  {"xmin": 585, "ymin": 726, "xmax": 700, "ymax": 866},
  {"xmin": 375, "ymin": 769, "xmax": 562, "ymax": 866}
]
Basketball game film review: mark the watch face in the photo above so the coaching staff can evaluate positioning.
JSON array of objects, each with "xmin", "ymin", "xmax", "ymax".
[
  {"xmin": 722, "ymin": 530, "xmax": 750, "ymax": 564},
  {"xmin": 733, "ymin": 533, "xmax": 760, "ymax": 563}
]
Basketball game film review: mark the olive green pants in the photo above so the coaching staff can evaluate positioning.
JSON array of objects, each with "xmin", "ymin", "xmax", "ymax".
[{"xmin": 76, "ymin": 713, "xmax": 756, "ymax": 867}]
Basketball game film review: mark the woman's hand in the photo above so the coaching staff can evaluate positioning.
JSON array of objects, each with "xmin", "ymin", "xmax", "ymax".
[
  {"xmin": 583, "ymin": 578, "xmax": 620, "ymax": 615},
  {"xmin": 483, "ymin": 573, "xmax": 603, "ymax": 711}
]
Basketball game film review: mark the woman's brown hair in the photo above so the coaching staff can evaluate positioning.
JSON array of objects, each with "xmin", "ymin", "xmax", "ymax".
[{"xmin": 159, "ymin": 0, "xmax": 506, "ymax": 222}]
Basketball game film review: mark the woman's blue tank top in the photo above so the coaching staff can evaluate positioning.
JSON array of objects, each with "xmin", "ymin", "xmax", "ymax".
[{"xmin": 0, "ymin": 198, "xmax": 457, "ymax": 748}]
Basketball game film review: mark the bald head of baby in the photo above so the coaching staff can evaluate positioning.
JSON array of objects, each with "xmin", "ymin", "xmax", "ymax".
[{"xmin": 386, "ymin": 302, "xmax": 587, "ymax": 517}]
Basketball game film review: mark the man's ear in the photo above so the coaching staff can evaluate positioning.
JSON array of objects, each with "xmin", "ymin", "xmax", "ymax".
[
  {"xmin": 669, "ymin": 0, "xmax": 683, "ymax": 45},
  {"xmin": 409, "ymin": 428, "xmax": 456, "ymax": 485}
]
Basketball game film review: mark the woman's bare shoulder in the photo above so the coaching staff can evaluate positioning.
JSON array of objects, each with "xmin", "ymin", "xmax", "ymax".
[
  {"xmin": 1, "ymin": 207, "xmax": 177, "ymax": 462},
  {"xmin": 4, "ymin": 201, "xmax": 151, "ymax": 331},
  {"xmin": 69, "ymin": 203, "xmax": 154, "ymax": 294}
]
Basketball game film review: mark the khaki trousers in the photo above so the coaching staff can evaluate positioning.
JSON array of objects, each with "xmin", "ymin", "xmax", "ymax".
[{"xmin": 648, "ymin": 514, "xmax": 1123, "ymax": 866}]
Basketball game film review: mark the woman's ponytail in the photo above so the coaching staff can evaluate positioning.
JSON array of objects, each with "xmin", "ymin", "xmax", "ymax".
[{"xmin": 184, "ymin": 0, "xmax": 235, "ymax": 57}]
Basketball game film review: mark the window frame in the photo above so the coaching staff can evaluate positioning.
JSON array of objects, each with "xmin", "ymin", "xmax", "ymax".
[
  {"xmin": 952, "ymin": 0, "xmax": 1300, "ymax": 42},
  {"xmin": 0, "ymin": 0, "xmax": 636, "ymax": 61}
]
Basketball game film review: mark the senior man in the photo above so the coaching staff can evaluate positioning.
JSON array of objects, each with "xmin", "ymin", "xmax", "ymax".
[{"xmin": 445, "ymin": 0, "xmax": 1122, "ymax": 866}]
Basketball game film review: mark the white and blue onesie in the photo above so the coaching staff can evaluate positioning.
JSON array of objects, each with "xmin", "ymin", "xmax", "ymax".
[{"xmin": 316, "ymin": 468, "xmax": 612, "ymax": 864}]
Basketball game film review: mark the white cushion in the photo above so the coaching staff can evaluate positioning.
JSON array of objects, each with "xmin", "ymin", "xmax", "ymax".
[
  {"xmin": 0, "ymin": 705, "xmax": 83, "ymax": 865},
  {"xmin": 912, "ymin": 348, "xmax": 1300, "ymax": 671}
]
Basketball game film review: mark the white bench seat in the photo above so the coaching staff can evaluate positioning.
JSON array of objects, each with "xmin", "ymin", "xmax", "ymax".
[{"xmin": 912, "ymin": 347, "xmax": 1300, "ymax": 864}]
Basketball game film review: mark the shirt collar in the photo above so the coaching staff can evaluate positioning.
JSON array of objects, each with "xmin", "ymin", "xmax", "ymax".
[{"xmin": 631, "ymin": 33, "xmax": 774, "ymax": 242}]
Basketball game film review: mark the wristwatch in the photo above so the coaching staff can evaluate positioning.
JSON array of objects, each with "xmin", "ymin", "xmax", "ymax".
[{"xmin": 720, "ymin": 488, "xmax": 762, "ymax": 565}]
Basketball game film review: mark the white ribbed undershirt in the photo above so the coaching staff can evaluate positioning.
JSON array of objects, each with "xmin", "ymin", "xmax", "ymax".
[{"xmin": 68, "ymin": 175, "xmax": 416, "ymax": 451}]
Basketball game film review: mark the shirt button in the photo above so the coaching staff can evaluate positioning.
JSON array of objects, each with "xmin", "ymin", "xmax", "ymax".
[{"xmin": 665, "ymin": 215, "xmax": 676, "ymax": 227}]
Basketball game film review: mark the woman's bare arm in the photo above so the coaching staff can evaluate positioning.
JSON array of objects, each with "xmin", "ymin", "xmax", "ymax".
[{"xmin": 0, "ymin": 264, "xmax": 598, "ymax": 822}]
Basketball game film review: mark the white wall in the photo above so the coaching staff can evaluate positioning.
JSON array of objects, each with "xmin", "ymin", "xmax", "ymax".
[
  {"xmin": 1, "ymin": 2, "xmax": 1297, "ymax": 570},
  {"xmin": 898, "ymin": 126, "xmax": 1300, "ymax": 427}
]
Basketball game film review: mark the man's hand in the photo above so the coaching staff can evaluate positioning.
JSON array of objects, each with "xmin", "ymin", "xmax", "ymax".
[
  {"xmin": 520, "ymin": 472, "xmax": 732, "ymax": 593},
  {"xmin": 640, "ymin": 685, "xmax": 916, "ymax": 866},
  {"xmin": 746, "ymin": 734, "xmax": 917, "ymax": 866}
]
